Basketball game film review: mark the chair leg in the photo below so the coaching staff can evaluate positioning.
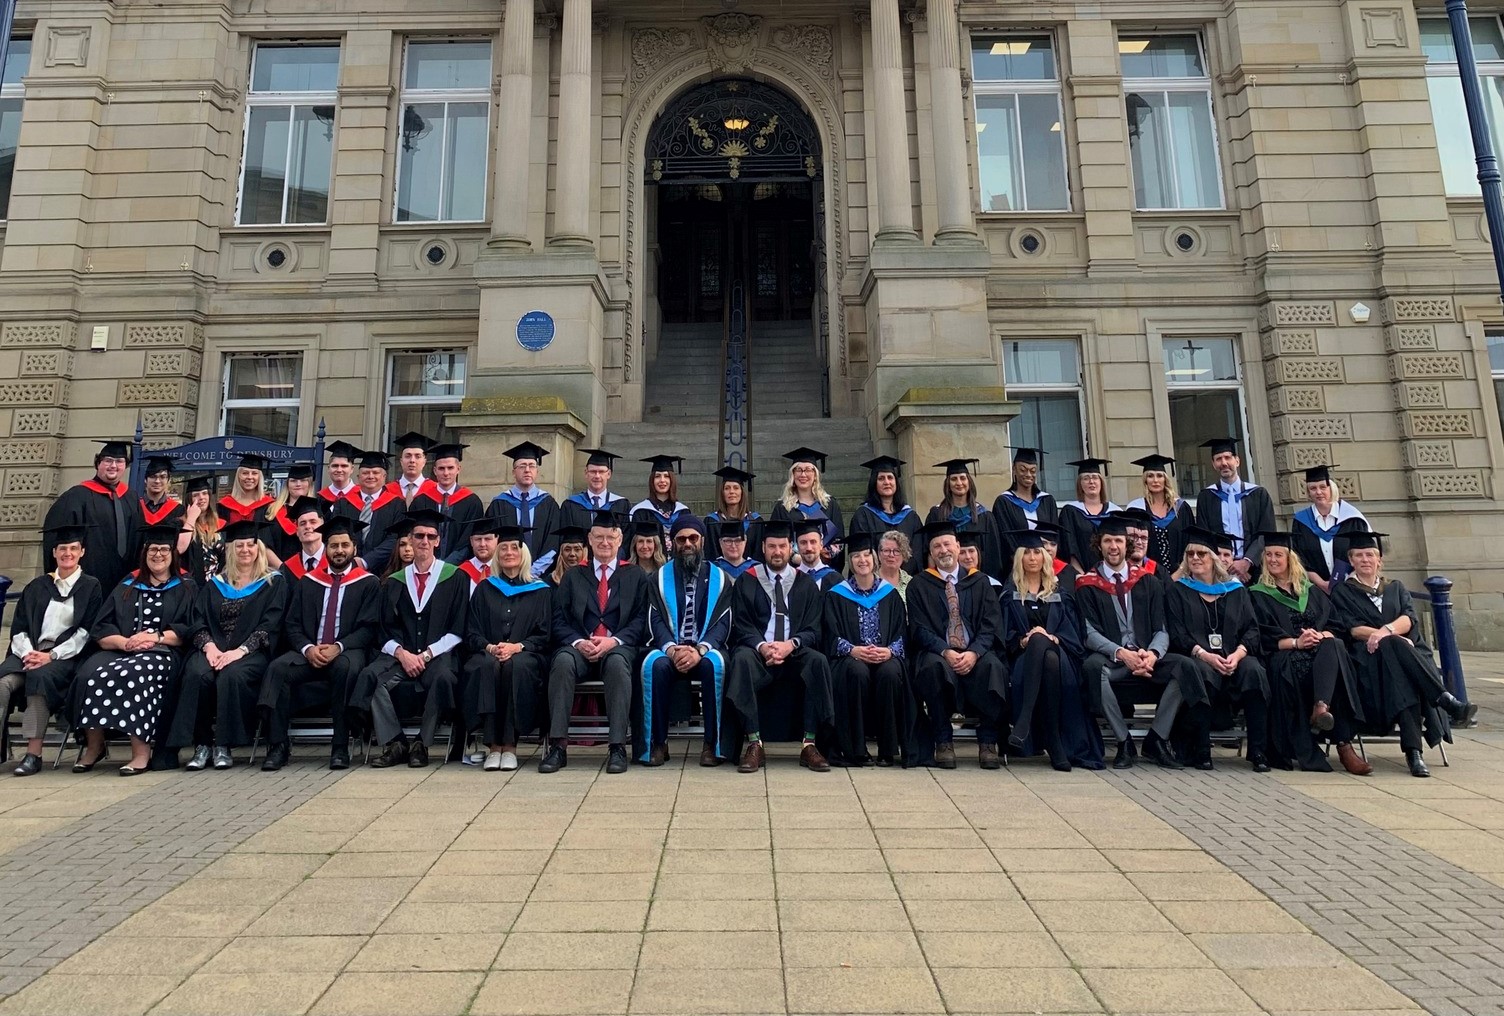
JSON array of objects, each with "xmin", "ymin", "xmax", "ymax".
[
  {"xmin": 247, "ymin": 718, "xmax": 263, "ymax": 766},
  {"xmin": 1354, "ymin": 733, "xmax": 1368, "ymax": 762},
  {"xmin": 51, "ymin": 724, "xmax": 74, "ymax": 770},
  {"xmin": 1439, "ymin": 740, "xmax": 1450, "ymax": 767}
]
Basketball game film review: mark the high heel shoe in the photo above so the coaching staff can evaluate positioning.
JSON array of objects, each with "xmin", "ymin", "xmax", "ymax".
[{"xmin": 72, "ymin": 748, "xmax": 108, "ymax": 773}]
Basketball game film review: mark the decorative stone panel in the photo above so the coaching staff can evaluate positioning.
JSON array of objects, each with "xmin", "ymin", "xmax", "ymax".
[
  {"xmin": 770, "ymin": 25, "xmax": 834, "ymax": 80},
  {"xmin": 18, "ymin": 351, "xmax": 74, "ymax": 377},
  {"xmin": 1260, "ymin": 329, "xmax": 1318, "ymax": 356},
  {"xmin": 1274, "ymin": 444, "xmax": 1334, "ymax": 473},
  {"xmin": 0, "ymin": 501, "xmax": 43, "ymax": 528},
  {"xmin": 1272, "ymin": 302, "xmax": 1336, "ymax": 326},
  {"xmin": 630, "ymin": 27, "xmax": 694, "ymax": 83},
  {"xmin": 1272, "ymin": 415, "xmax": 1352, "ymax": 443},
  {"xmin": 1272, "ymin": 387, "xmax": 1325, "ymax": 414},
  {"xmin": 1388, "ymin": 353, "xmax": 1465, "ymax": 380},
  {"xmin": 1393, "ymin": 382, "xmax": 1446, "ymax": 409},
  {"xmin": 1384, "ymin": 324, "xmax": 1437, "ymax": 352},
  {"xmin": 140, "ymin": 408, "xmax": 197, "ymax": 435},
  {"xmin": 0, "ymin": 380, "xmax": 68, "ymax": 406},
  {"xmin": 0, "ymin": 440, "xmax": 59, "ymax": 465},
  {"xmin": 0, "ymin": 322, "xmax": 69, "ymax": 348},
  {"xmin": 12, "ymin": 409, "xmax": 68, "ymax": 437},
  {"xmin": 44, "ymin": 25, "xmax": 91, "ymax": 67},
  {"xmin": 144, "ymin": 350, "xmax": 203, "ymax": 378},
  {"xmin": 1385, "ymin": 297, "xmax": 1455, "ymax": 322},
  {"xmin": 1413, "ymin": 469, "xmax": 1489, "ymax": 498},
  {"xmin": 3, "ymin": 469, "xmax": 60, "ymax": 498},
  {"xmin": 1404, "ymin": 441, "xmax": 1456, "ymax": 468},
  {"xmin": 124, "ymin": 322, "xmax": 204, "ymax": 351},
  {"xmin": 1404, "ymin": 411, "xmax": 1475, "ymax": 437},
  {"xmin": 118, "ymin": 379, "xmax": 197, "ymax": 407},
  {"xmin": 1266, "ymin": 358, "xmax": 1343, "ymax": 385}
]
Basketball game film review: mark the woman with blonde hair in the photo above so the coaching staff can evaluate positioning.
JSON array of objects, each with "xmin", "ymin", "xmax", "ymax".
[
  {"xmin": 1291, "ymin": 464, "xmax": 1370, "ymax": 593},
  {"xmin": 824, "ymin": 533, "xmax": 908, "ymax": 767},
  {"xmin": 217, "ymin": 453, "xmax": 275, "ymax": 526},
  {"xmin": 629, "ymin": 519, "xmax": 666, "ymax": 576},
  {"xmin": 180, "ymin": 475, "xmax": 224, "ymax": 583},
  {"xmin": 770, "ymin": 447, "xmax": 844, "ymax": 564},
  {"xmin": 261, "ymin": 464, "xmax": 316, "ymax": 567},
  {"xmin": 1000, "ymin": 531, "xmax": 1103, "ymax": 771},
  {"xmin": 163, "ymin": 520, "xmax": 286, "ymax": 771},
  {"xmin": 1252, "ymin": 532, "xmax": 1369, "ymax": 775},
  {"xmin": 1125, "ymin": 453, "xmax": 1194, "ymax": 573}
]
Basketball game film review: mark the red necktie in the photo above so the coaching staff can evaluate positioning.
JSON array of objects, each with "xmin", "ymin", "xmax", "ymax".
[
  {"xmin": 1113, "ymin": 574, "xmax": 1128, "ymax": 613},
  {"xmin": 414, "ymin": 570, "xmax": 428, "ymax": 602},
  {"xmin": 594, "ymin": 564, "xmax": 610, "ymax": 637},
  {"xmin": 320, "ymin": 570, "xmax": 344, "ymax": 643}
]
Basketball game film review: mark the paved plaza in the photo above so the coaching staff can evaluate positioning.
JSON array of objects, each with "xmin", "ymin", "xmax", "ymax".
[{"xmin": 2, "ymin": 660, "xmax": 1504, "ymax": 1016}]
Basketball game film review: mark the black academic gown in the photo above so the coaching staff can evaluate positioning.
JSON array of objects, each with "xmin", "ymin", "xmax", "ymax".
[
  {"xmin": 1074, "ymin": 569, "xmax": 1206, "ymax": 716},
  {"xmin": 991, "ymin": 490, "xmax": 1059, "ymax": 565},
  {"xmin": 331, "ymin": 487, "xmax": 407, "ymax": 576},
  {"xmin": 350, "ymin": 564, "xmax": 469, "ymax": 738},
  {"xmin": 1251, "ymin": 582, "xmax": 1363, "ymax": 771},
  {"xmin": 1330, "ymin": 578, "xmax": 1452, "ymax": 749},
  {"xmin": 410, "ymin": 484, "xmax": 487, "ymax": 563},
  {"xmin": 905, "ymin": 568, "xmax": 1010, "ymax": 759},
  {"xmin": 823, "ymin": 578, "xmax": 910, "ymax": 765},
  {"xmin": 725, "ymin": 568, "xmax": 834, "ymax": 747},
  {"xmin": 463, "ymin": 573, "xmax": 553, "ymax": 744},
  {"xmin": 260, "ymin": 507, "xmax": 303, "ymax": 565},
  {"xmin": 705, "ymin": 511, "xmax": 767, "ymax": 564},
  {"xmin": 1165, "ymin": 580, "xmax": 1269, "ymax": 760},
  {"xmin": 848, "ymin": 503, "xmax": 923, "ymax": 575},
  {"xmin": 137, "ymin": 498, "xmax": 185, "ymax": 559},
  {"xmin": 922, "ymin": 504, "xmax": 1006, "ymax": 578},
  {"xmin": 488, "ymin": 490, "xmax": 562, "ymax": 575},
  {"xmin": 771, "ymin": 498, "xmax": 845, "ymax": 555},
  {"xmin": 1058, "ymin": 503, "xmax": 1119, "ymax": 572},
  {"xmin": 44, "ymin": 480, "xmax": 142, "ymax": 593},
  {"xmin": 1194, "ymin": 482, "xmax": 1277, "ymax": 566},
  {"xmin": 1128, "ymin": 499, "xmax": 1195, "ymax": 574},
  {"xmin": 0, "ymin": 571, "xmax": 103, "ymax": 715},
  {"xmin": 1289, "ymin": 512, "xmax": 1370, "ymax": 584},
  {"xmin": 999, "ymin": 586, "xmax": 1104, "ymax": 768}
]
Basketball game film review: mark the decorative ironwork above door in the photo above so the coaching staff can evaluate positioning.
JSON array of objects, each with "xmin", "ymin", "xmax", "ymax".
[{"xmin": 646, "ymin": 79, "xmax": 821, "ymax": 183}]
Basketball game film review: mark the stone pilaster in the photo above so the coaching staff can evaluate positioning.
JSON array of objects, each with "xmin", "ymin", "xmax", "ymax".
[
  {"xmin": 550, "ymin": 0, "xmax": 594, "ymax": 247},
  {"xmin": 924, "ymin": 0, "xmax": 976, "ymax": 244},
  {"xmin": 869, "ymin": 0, "xmax": 917, "ymax": 243},
  {"xmin": 323, "ymin": 29, "xmax": 394, "ymax": 291},
  {"xmin": 490, "ymin": 0, "xmax": 535, "ymax": 250}
]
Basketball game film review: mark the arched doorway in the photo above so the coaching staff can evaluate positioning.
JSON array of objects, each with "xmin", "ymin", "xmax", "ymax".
[{"xmin": 643, "ymin": 79, "xmax": 828, "ymax": 445}]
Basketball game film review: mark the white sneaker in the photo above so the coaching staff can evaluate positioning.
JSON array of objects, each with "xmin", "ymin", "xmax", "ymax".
[
  {"xmin": 483, "ymin": 751, "xmax": 503, "ymax": 772},
  {"xmin": 499, "ymin": 751, "xmax": 519, "ymax": 771}
]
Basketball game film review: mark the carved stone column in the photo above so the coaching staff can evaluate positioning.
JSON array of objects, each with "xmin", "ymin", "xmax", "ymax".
[
  {"xmin": 489, "ymin": 0, "xmax": 534, "ymax": 249},
  {"xmin": 550, "ymin": 0, "xmax": 593, "ymax": 247},
  {"xmin": 870, "ymin": 0, "xmax": 917, "ymax": 242},
  {"xmin": 925, "ymin": 0, "xmax": 976, "ymax": 243}
]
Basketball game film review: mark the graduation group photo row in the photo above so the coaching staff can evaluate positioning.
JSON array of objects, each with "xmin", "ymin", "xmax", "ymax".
[{"xmin": 6, "ymin": 431, "xmax": 1476, "ymax": 782}]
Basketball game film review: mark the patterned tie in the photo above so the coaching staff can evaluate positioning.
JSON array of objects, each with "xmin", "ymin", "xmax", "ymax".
[
  {"xmin": 945, "ymin": 575, "xmax": 966, "ymax": 650},
  {"xmin": 360, "ymin": 493, "xmax": 375, "ymax": 525},
  {"xmin": 320, "ymin": 570, "xmax": 344, "ymax": 643},
  {"xmin": 593, "ymin": 496, "xmax": 601, "ymax": 510},
  {"xmin": 594, "ymin": 564, "xmax": 610, "ymax": 637},
  {"xmin": 680, "ymin": 569, "xmax": 698, "ymax": 643},
  {"xmin": 773, "ymin": 575, "xmax": 788, "ymax": 642}
]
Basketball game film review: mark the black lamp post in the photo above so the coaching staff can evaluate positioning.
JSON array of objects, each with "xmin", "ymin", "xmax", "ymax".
[{"xmin": 1448, "ymin": 0, "xmax": 1504, "ymax": 300}]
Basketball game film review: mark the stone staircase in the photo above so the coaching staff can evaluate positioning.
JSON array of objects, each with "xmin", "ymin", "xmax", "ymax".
[{"xmin": 606, "ymin": 319, "xmax": 872, "ymax": 514}]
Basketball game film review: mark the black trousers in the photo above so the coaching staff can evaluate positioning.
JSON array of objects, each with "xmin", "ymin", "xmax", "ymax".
[
  {"xmin": 1011, "ymin": 634, "xmax": 1064, "ymax": 749},
  {"xmin": 260, "ymin": 648, "xmax": 368, "ymax": 748},
  {"xmin": 164, "ymin": 652, "xmax": 268, "ymax": 748},
  {"xmin": 725, "ymin": 645, "xmax": 834, "ymax": 742},
  {"xmin": 1192, "ymin": 655, "xmax": 1270, "ymax": 758},
  {"xmin": 911, "ymin": 651, "xmax": 1008, "ymax": 744}
]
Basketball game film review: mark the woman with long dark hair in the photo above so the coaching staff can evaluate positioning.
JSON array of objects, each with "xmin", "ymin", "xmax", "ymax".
[
  {"xmin": 631, "ymin": 455, "xmax": 691, "ymax": 540},
  {"xmin": 924, "ymin": 459, "xmax": 1004, "ymax": 576},
  {"xmin": 705, "ymin": 466, "xmax": 764, "ymax": 560},
  {"xmin": 1057, "ymin": 458, "xmax": 1120, "ymax": 571},
  {"xmin": 849, "ymin": 456, "xmax": 922, "ymax": 574}
]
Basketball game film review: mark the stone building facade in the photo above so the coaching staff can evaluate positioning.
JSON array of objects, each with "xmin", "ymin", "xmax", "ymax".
[{"xmin": 0, "ymin": 0, "xmax": 1503, "ymax": 646}]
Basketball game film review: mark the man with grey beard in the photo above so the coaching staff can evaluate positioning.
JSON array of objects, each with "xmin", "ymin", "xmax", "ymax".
[{"xmin": 638, "ymin": 516, "xmax": 735, "ymax": 767}]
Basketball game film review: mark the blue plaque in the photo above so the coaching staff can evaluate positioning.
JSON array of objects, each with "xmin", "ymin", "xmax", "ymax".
[{"xmin": 517, "ymin": 311, "xmax": 555, "ymax": 351}]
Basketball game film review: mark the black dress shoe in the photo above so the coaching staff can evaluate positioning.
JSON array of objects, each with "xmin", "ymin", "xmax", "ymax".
[
  {"xmin": 1142, "ymin": 732, "xmax": 1184, "ymax": 770},
  {"xmin": 1112, "ymin": 736, "xmax": 1136, "ymax": 770},
  {"xmin": 875, "ymin": 755, "xmax": 894, "ymax": 768},
  {"xmin": 149, "ymin": 748, "xmax": 180, "ymax": 771},
  {"xmin": 538, "ymin": 743, "xmax": 567, "ymax": 774},
  {"xmin": 1007, "ymin": 732, "xmax": 1028, "ymax": 754},
  {"xmin": 329, "ymin": 746, "xmax": 350, "ymax": 770},
  {"xmin": 1248, "ymin": 752, "xmax": 1271, "ymax": 774},
  {"xmin": 1438, "ymin": 692, "xmax": 1478, "ymax": 727},
  {"xmin": 369, "ymin": 741, "xmax": 409, "ymax": 768},
  {"xmin": 407, "ymin": 742, "xmax": 429, "ymax": 768},
  {"xmin": 1047, "ymin": 748, "xmax": 1072, "ymax": 773},
  {"xmin": 1406, "ymin": 749, "xmax": 1431, "ymax": 778},
  {"xmin": 13, "ymin": 753, "xmax": 41, "ymax": 777},
  {"xmin": 261, "ymin": 743, "xmax": 290, "ymax": 772},
  {"xmin": 606, "ymin": 744, "xmax": 629, "ymax": 774}
]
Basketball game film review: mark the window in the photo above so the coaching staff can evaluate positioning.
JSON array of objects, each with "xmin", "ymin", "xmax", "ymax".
[
  {"xmin": 1003, "ymin": 338, "xmax": 1086, "ymax": 495},
  {"xmin": 221, "ymin": 353, "xmax": 303, "ymax": 444},
  {"xmin": 0, "ymin": 38, "xmax": 32, "ymax": 220},
  {"xmin": 1488, "ymin": 332, "xmax": 1504, "ymax": 427},
  {"xmin": 970, "ymin": 36, "xmax": 1069, "ymax": 212},
  {"xmin": 237, "ymin": 44, "xmax": 339, "ymax": 225},
  {"xmin": 1422, "ymin": 17, "xmax": 1504, "ymax": 197},
  {"xmin": 1121, "ymin": 34, "xmax": 1223, "ymax": 210},
  {"xmin": 1162, "ymin": 337, "xmax": 1251, "ymax": 491},
  {"xmin": 386, "ymin": 350, "xmax": 467, "ymax": 445},
  {"xmin": 396, "ymin": 40, "xmax": 491, "ymax": 223}
]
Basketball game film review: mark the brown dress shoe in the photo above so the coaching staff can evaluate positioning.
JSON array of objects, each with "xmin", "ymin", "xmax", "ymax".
[
  {"xmin": 737, "ymin": 741, "xmax": 765, "ymax": 774},
  {"xmin": 1309, "ymin": 700, "xmax": 1334, "ymax": 732},
  {"xmin": 799, "ymin": 743, "xmax": 831, "ymax": 772},
  {"xmin": 978, "ymin": 742, "xmax": 1002, "ymax": 770},
  {"xmin": 699, "ymin": 745, "xmax": 722, "ymax": 767},
  {"xmin": 1336, "ymin": 741, "xmax": 1373, "ymax": 776},
  {"xmin": 646, "ymin": 743, "xmax": 669, "ymax": 767},
  {"xmin": 933, "ymin": 742, "xmax": 957, "ymax": 769}
]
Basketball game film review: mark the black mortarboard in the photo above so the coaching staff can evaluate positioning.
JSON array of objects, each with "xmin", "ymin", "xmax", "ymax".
[
  {"xmin": 1131, "ymin": 453, "xmax": 1177, "ymax": 473},
  {"xmin": 325, "ymin": 440, "xmax": 362, "ymax": 462},
  {"xmin": 1033, "ymin": 521, "xmax": 1064, "ymax": 543},
  {"xmin": 504, "ymin": 441, "xmax": 549, "ymax": 463},
  {"xmin": 759, "ymin": 518, "xmax": 795, "ymax": 543},
  {"xmin": 792, "ymin": 514, "xmax": 825, "ymax": 539},
  {"xmin": 1180, "ymin": 525, "xmax": 1220, "ymax": 551},
  {"xmin": 589, "ymin": 510, "xmax": 622, "ymax": 530},
  {"xmin": 185, "ymin": 475, "xmax": 214, "ymax": 496},
  {"xmin": 642, "ymin": 454, "xmax": 683, "ymax": 474},
  {"xmin": 631, "ymin": 518, "xmax": 664, "ymax": 540},
  {"xmin": 783, "ymin": 447, "xmax": 827, "ymax": 471},
  {"xmin": 934, "ymin": 458, "xmax": 978, "ymax": 476},
  {"xmin": 1345, "ymin": 530, "xmax": 1387, "ymax": 554},
  {"xmin": 711, "ymin": 519, "xmax": 747, "ymax": 543},
  {"xmin": 554, "ymin": 525, "xmax": 587, "ymax": 546},
  {"xmin": 358, "ymin": 450, "xmax": 391, "ymax": 470},
  {"xmin": 470, "ymin": 518, "xmax": 528, "ymax": 543},
  {"xmin": 287, "ymin": 496, "xmax": 324, "ymax": 521},
  {"xmin": 143, "ymin": 455, "xmax": 175, "ymax": 476},
  {"xmin": 956, "ymin": 528, "xmax": 985, "ymax": 549},
  {"xmin": 402, "ymin": 508, "xmax": 448, "ymax": 532},
  {"xmin": 1303, "ymin": 464, "xmax": 1335, "ymax": 485},
  {"xmin": 1068, "ymin": 457, "xmax": 1110, "ymax": 475},
  {"xmin": 845, "ymin": 531, "xmax": 877, "ymax": 555},
  {"xmin": 391, "ymin": 431, "xmax": 432, "ymax": 452},
  {"xmin": 1096, "ymin": 514, "xmax": 1131, "ymax": 538},
  {"xmin": 1005, "ymin": 529, "xmax": 1048, "ymax": 550},
  {"xmin": 221, "ymin": 520, "xmax": 262, "ymax": 543},
  {"xmin": 44, "ymin": 522, "xmax": 92, "ymax": 545},
  {"xmin": 94, "ymin": 440, "xmax": 133, "ymax": 461},
  {"xmin": 1213, "ymin": 532, "xmax": 1236, "ymax": 554},
  {"xmin": 317, "ymin": 516, "xmax": 367, "ymax": 539},
  {"xmin": 137, "ymin": 523, "xmax": 181, "ymax": 547},
  {"xmin": 714, "ymin": 466, "xmax": 755, "ymax": 485},
  {"xmin": 1116, "ymin": 507, "xmax": 1154, "ymax": 527},
  {"xmin": 919, "ymin": 519, "xmax": 958, "ymax": 544},
  {"xmin": 288, "ymin": 463, "xmax": 314, "ymax": 481},
  {"xmin": 237, "ymin": 453, "xmax": 270, "ymax": 472},
  {"xmin": 860, "ymin": 455, "xmax": 906, "ymax": 475},
  {"xmin": 428, "ymin": 443, "xmax": 468, "ymax": 463},
  {"xmin": 1201, "ymin": 437, "xmax": 1240, "ymax": 456},
  {"xmin": 1259, "ymin": 531, "xmax": 1296, "ymax": 550},
  {"xmin": 580, "ymin": 448, "xmax": 620, "ymax": 468},
  {"xmin": 1011, "ymin": 447, "xmax": 1043, "ymax": 466}
]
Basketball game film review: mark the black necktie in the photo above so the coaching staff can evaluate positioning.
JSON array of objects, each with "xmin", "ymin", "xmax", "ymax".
[
  {"xmin": 773, "ymin": 575, "xmax": 787, "ymax": 642},
  {"xmin": 306, "ymin": 556, "xmax": 316, "ymax": 571},
  {"xmin": 112, "ymin": 489, "xmax": 128, "ymax": 558}
]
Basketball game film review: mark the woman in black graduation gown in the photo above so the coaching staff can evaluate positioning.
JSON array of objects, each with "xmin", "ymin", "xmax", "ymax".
[
  {"xmin": 924, "ymin": 459, "xmax": 1005, "ymax": 577},
  {"xmin": 462, "ymin": 524, "xmax": 552, "ymax": 772},
  {"xmin": 1000, "ymin": 531, "xmax": 1104, "ymax": 771},
  {"xmin": 1056, "ymin": 458, "xmax": 1120, "ymax": 571},
  {"xmin": 1329, "ymin": 530, "xmax": 1476, "ymax": 777},
  {"xmin": 848, "ymin": 457, "xmax": 923, "ymax": 575},
  {"xmin": 705, "ymin": 466, "xmax": 765, "ymax": 562},
  {"xmin": 180, "ymin": 476, "xmax": 225, "ymax": 584},
  {"xmin": 770, "ymin": 447, "xmax": 844, "ymax": 562},
  {"xmin": 1250, "ymin": 532, "xmax": 1371, "ymax": 775},
  {"xmin": 164, "ymin": 521, "xmax": 287, "ymax": 770},
  {"xmin": 823, "ymin": 533, "xmax": 908, "ymax": 767},
  {"xmin": 1166, "ymin": 527, "xmax": 1271, "ymax": 772},
  {"xmin": 260, "ymin": 464, "xmax": 317, "ymax": 566},
  {"xmin": 991, "ymin": 447, "xmax": 1059, "ymax": 563},
  {"xmin": 72, "ymin": 526, "xmax": 196, "ymax": 775},
  {"xmin": 1125, "ymin": 454, "xmax": 1195, "ymax": 573}
]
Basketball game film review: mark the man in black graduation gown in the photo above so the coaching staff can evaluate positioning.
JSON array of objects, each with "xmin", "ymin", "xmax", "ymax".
[
  {"xmin": 1, "ymin": 525, "xmax": 104, "ymax": 775},
  {"xmin": 278, "ymin": 498, "xmax": 329, "ymax": 581},
  {"xmin": 1193, "ymin": 437, "xmax": 1276, "ymax": 584},
  {"xmin": 409, "ymin": 442, "xmax": 487, "ymax": 562},
  {"xmin": 319, "ymin": 440, "xmax": 361, "ymax": 504},
  {"xmin": 139, "ymin": 455, "xmax": 184, "ymax": 529},
  {"xmin": 639, "ymin": 515, "xmax": 735, "ymax": 767},
  {"xmin": 488, "ymin": 441, "xmax": 562, "ymax": 579},
  {"xmin": 561, "ymin": 448, "xmax": 632, "ymax": 534},
  {"xmin": 331, "ymin": 450, "xmax": 406, "ymax": 575},
  {"xmin": 724, "ymin": 519, "xmax": 835, "ymax": 774},
  {"xmin": 259, "ymin": 516, "xmax": 384, "ymax": 771},
  {"xmin": 352, "ymin": 510, "xmax": 467, "ymax": 768},
  {"xmin": 44, "ymin": 439, "xmax": 142, "ymax": 593},
  {"xmin": 794, "ymin": 515, "xmax": 842, "ymax": 592},
  {"xmin": 1075, "ymin": 514, "xmax": 1202, "ymax": 768},
  {"xmin": 907, "ymin": 520, "xmax": 1010, "ymax": 769},
  {"xmin": 393, "ymin": 431, "xmax": 431, "ymax": 505},
  {"xmin": 542, "ymin": 510, "xmax": 647, "ymax": 775}
]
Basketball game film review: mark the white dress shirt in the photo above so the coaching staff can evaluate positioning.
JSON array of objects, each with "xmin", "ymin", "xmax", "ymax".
[{"xmin": 12, "ymin": 569, "xmax": 89, "ymax": 661}]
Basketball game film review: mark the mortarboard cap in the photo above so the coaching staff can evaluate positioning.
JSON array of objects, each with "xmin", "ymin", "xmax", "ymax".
[
  {"xmin": 317, "ymin": 516, "xmax": 367, "ymax": 540},
  {"xmin": 1006, "ymin": 529, "xmax": 1048, "ymax": 551},
  {"xmin": 143, "ymin": 455, "xmax": 175, "ymax": 476},
  {"xmin": 94, "ymin": 440, "xmax": 133, "ymax": 462},
  {"xmin": 1303, "ymin": 464, "xmax": 1335, "ymax": 485},
  {"xmin": 792, "ymin": 514, "xmax": 825, "ymax": 540},
  {"xmin": 712, "ymin": 519, "xmax": 747, "ymax": 543},
  {"xmin": 44, "ymin": 522, "xmax": 93, "ymax": 545},
  {"xmin": 1258, "ymin": 531, "xmax": 1296, "ymax": 551},
  {"xmin": 402, "ymin": 508, "xmax": 448, "ymax": 532},
  {"xmin": 956, "ymin": 527, "xmax": 985, "ymax": 549},
  {"xmin": 919, "ymin": 519, "xmax": 958, "ymax": 544},
  {"xmin": 1096, "ymin": 514, "xmax": 1132, "ymax": 538},
  {"xmin": 1116, "ymin": 507, "xmax": 1154, "ymax": 527},
  {"xmin": 504, "ymin": 441, "xmax": 549, "ymax": 463},
  {"xmin": 237, "ymin": 453, "xmax": 270, "ymax": 473},
  {"xmin": 1032, "ymin": 521, "xmax": 1064, "ymax": 543},
  {"xmin": 713, "ymin": 466, "xmax": 755, "ymax": 485},
  {"xmin": 137, "ymin": 523, "xmax": 181, "ymax": 547},
  {"xmin": 185, "ymin": 475, "xmax": 214, "ymax": 496},
  {"xmin": 221, "ymin": 520, "xmax": 262, "ymax": 544},
  {"xmin": 1201, "ymin": 437, "xmax": 1240, "ymax": 456},
  {"xmin": 325, "ymin": 440, "xmax": 362, "ymax": 462},
  {"xmin": 1180, "ymin": 525, "xmax": 1220, "ymax": 551},
  {"xmin": 468, "ymin": 517, "xmax": 529, "ymax": 543},
  {"xmin": 1068, "ymin": 457, "xmax": 1110, "ymax": 476},
  {"xmin": 860, "ymin": 455, "xmax": 906, "ymax": 475},
  {"xmin": 1011, "ymin": 447, "xmax": 1043, "ymax": 466},
  {"xmin": 783, "ymin": 447, "xmax": 827, "ymax": 471},
  {"xmin": 428, "ymin": 443, "xmax": 468, "ymax": 463},
  {"xmin": 589, "ymin": 510, "xmax": 623, "ymax": 530},
  {"xmin": 642, "ymin": 454, "xmax": 684, "ymax": 474},
  {"xmin": 845, "ymin": 531, "xmax": 877, "ymax": 556},
  {"xmin": 934, "ymin": 458, "xmax": 978, "ymax": 476},
  {"xmin": 759, "ymin": 518, "xmax": 795, "ymax": 543},
  {"xmin": 580, "ymin": 448, "xmax": 620, "ymax": 468},
  {"xmin": 287, "ymin": 496, "xmax": 324, "ymax": 521},
  {"xmin": 391, "ymin": 431, "xmax": 432, "ymax": 452},
  {"xmin": 358, "ymin": 450, "xmax": 391, "ymax": 470},
  {"xmin": 1345, "ymin": 529, "xmax": 1386, "ymax": 554},
  {"xmin": 554, "ymin": 525, "xmax": 588, "ymax": 545},
  {"xmin": 1213, "ymin": 532, "xmax": 1237, "ymax": 554},
  {"xmin": 1131, "ymin": 453, "xmax": 1177, "ymax": 473},
  {"xmin": 287, "ymin": 463, "xmax": 314, "ymax": 482}
]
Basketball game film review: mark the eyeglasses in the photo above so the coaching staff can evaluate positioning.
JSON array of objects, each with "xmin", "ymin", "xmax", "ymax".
[
  {"xmin": 879, "ymin": 547, "xmax": 903, "ymax": 556},
  {"xmin": 410, "ymin": 532, "xmax": 439, "ymax": 542},
  {"xmin": 1185, "ymin": 549, "xmax": 1211, "ymax": 559}
]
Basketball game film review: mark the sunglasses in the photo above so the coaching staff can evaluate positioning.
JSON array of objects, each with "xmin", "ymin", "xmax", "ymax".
[
  {"xmin": 410, "ymin": 532, "xmax": 440, "ymax": 542},
  {"xmin": 1186, "ymin": 549, "xmax": 1212, "ymax": 558}
]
